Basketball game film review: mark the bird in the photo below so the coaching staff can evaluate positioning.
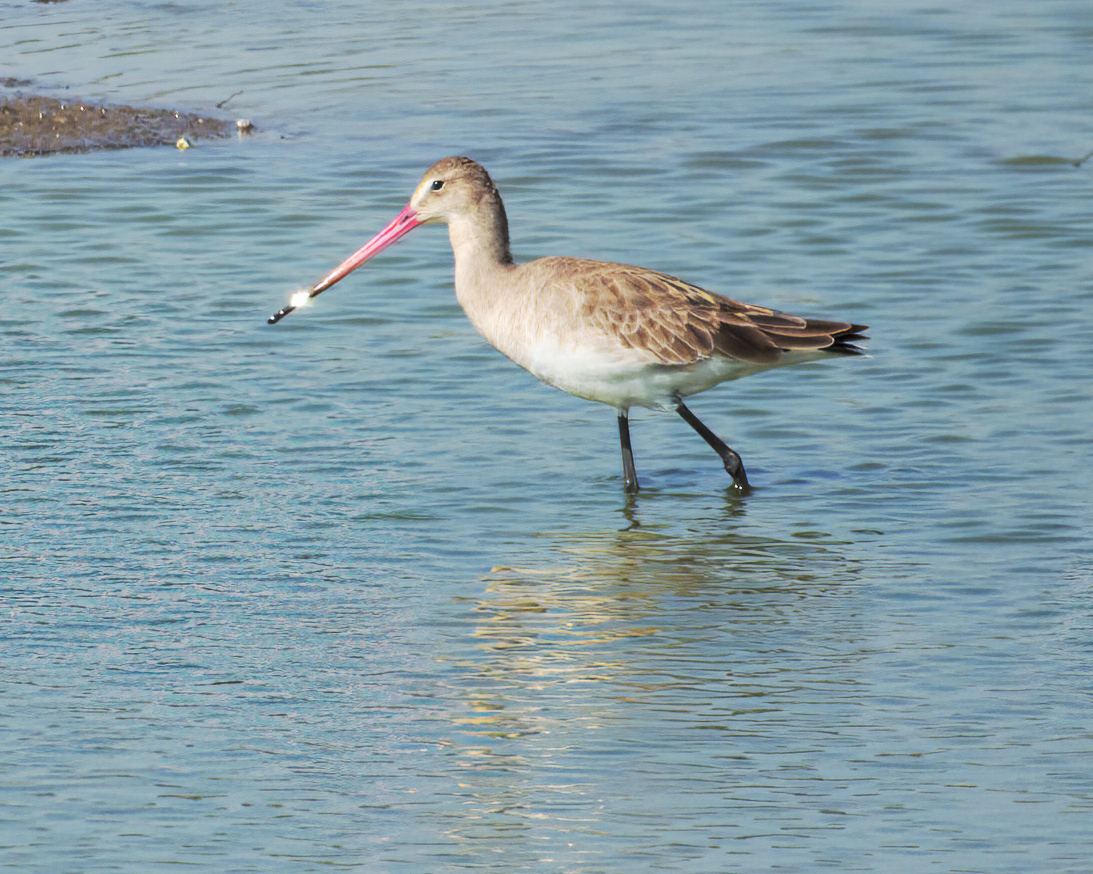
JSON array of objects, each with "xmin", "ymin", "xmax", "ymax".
[{"xmin": 269, "ymin": 156, "xmax": 867, "ymax": 493}]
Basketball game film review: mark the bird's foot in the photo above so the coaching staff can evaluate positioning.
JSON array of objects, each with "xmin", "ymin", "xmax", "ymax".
[{"xmin": 721, "ymin": 449, "xmax": 751, "ymax": 494}]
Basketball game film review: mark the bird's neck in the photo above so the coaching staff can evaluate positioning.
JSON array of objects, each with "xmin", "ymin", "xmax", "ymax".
[
  {"xmin": 447, "ymin": 191, "xmax": 514, "ymax": 268},
  {"xmin": 449, "ymin": 208, "xmax": 525, "ymax": 351}
]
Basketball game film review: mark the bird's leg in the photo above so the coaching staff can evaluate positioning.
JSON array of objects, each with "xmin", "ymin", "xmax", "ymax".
[
  {"xmin": 617, "ymin": 411, "xmax": 639, "ymax": 493},
  {"xmin": 675, "ymin": 401, "xmax": 750, "ymax": 493}
]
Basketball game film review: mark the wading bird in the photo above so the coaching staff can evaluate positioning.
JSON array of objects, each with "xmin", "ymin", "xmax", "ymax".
[{"xmin": 269, "ymin": 156, "xmax": 866, "ymax": 493}]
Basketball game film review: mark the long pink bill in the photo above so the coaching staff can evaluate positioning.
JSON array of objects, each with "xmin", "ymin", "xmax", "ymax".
[{"xmin": 267, "ymin": 203, "xmax": 421, "ymax": 324}]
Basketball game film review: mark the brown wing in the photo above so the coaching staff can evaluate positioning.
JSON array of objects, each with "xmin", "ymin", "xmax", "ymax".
[{"xmin": 565, "ymin": 259, "xmax": 867, "ymax": 366}]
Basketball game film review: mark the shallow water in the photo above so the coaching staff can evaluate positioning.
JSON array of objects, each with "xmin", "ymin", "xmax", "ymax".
[{"xmin": 3, "ymin": 2, "xmax": 1092, "ymax": 872}]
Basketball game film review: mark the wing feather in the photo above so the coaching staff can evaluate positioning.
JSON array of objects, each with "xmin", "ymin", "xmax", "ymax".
[{"xmin": 553, "ymin": 258, "xmax": 866, "ymax": 365}]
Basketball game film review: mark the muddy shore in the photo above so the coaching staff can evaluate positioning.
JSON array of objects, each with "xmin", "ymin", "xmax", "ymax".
[{"xmin": 1, "ymin": 83, "xmax": 237, "ymax": 156}]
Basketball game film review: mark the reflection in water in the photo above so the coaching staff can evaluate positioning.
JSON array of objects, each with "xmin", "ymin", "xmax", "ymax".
[
  {"xmin": 435, "ymin": 509, "xmax": 867, "ymax": 862},
  {"xmin": 617, "ymin": 485, "xmax": 750, "ymax": 532}
]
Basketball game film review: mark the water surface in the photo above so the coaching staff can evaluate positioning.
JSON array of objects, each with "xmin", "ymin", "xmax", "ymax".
[{"xmin": 2, "ymin": 2, "xmax": 1092, "ymax": 872}]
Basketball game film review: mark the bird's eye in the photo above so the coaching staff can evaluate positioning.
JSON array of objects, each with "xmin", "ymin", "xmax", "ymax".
[{"xmin": 430, "ymin": 180, "xmax": 445, "ymax": 192}]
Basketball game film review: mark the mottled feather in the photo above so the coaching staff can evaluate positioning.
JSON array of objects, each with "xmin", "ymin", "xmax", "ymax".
[{"xmin": 560, "ymin": 259, "xmax": 864, "ymax": 366}]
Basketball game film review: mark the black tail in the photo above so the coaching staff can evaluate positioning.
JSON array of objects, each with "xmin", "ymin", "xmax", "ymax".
[{"xmin": 827, "ymin": 323, "xmax": 869, "ymax": 355}]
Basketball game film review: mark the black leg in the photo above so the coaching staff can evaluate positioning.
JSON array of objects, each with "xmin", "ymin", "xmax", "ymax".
[
  {"xmin": 675, "ymin": 401, "xmax": 750, "ymax": 492},
  {"xmin": 617, "ymin": 411, "xmax": 639, "ymax": 493}
]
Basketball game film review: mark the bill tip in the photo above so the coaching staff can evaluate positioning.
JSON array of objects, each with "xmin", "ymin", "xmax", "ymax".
[{"xmin": 267, "ymin": 305, "xmax": 295, "ymax": 325}]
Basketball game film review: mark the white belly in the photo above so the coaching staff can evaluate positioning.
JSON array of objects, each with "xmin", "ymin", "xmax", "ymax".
[{"xmin": 503, "ymin": 331, "xmax": 791, "ymax": 411}]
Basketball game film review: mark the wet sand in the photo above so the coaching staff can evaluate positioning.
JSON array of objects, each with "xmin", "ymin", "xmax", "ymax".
[{"xmin": 1, "ymin": 85, "xmax": 236, "ymax": 156}]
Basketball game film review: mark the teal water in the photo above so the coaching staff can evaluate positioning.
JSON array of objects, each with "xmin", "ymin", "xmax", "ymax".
[{"xmin": 3, "ymin": 2, "xmax": 1092, "ymax": 872}]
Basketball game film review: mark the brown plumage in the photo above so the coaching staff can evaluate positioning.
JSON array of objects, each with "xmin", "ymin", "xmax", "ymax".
[{"xmin": 565, "ymin": 260, "xmax": 866, "ymax": 366}]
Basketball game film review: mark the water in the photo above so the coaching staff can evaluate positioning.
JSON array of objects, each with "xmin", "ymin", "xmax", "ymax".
[{"xmin": 3, "ymin": 2, "xmax": 1092, "ymax": 871}]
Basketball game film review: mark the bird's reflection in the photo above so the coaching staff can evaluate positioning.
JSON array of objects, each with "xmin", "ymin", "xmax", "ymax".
[
  {"xmin": 435, "ymin": 502, "xmax": 866, "ymax": 853},
  {"xmin": 618, "ymin": 481, "xmax": 750, "ymax": 530}
]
